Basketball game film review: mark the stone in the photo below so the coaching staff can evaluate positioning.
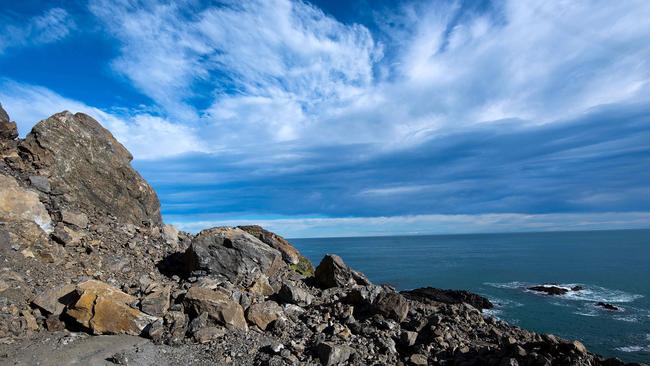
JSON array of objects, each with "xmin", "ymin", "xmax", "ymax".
[
  {"xmin": 278, "ymin": 283, "xmax": 314, "ymax": 306},
  {"xmin": 248, "ymin": 274, "xmax": 275, "ymax": 297},
  {"xmin": 571, "ymin": 340, "xmax": 587, "ymax": 354},
  {"xmin": 527, "ymin": 284, "xmax": 579, "ymax": 296},
  {"xmin": 141, "ymin": 286, "xmax": 170, "ymax": 317},
  {"xmin": 409, "ymin": 353, "xmax": 428, "ymax": 365},
  {"xmin": 19, "ymin": 112, "xmax": 162, "ymax": 226},
  {"xmin": 183, "ymin": 286, "xmax": 248, "ymax": 331},
  {"xmin": 45, "ymin": 314, "xmax": 65, "ymax": 331},
  {"xmin": 0, "ymin": 103, "xmax": 18, "ymax": 140},
  {"xmin": 162, "ymin": 224, "xmax": 179, "ymax": 245},
  {"xmin": 66, "ymin": 280, "xmax": 157, "ymax": 335},
  {"xmin": 29, "ymin": 176, "xmax": 51, "ymax": 193},
  {"xmin": 314, "ymin": 254, "xmax": 370, "ymax": 289},
  {"xmin": 193, "ymin": 326, "xmax": 225, "ymax": 343},
  {"xmin": 373, "ymin": 290, "xmax": 409, "ymax": 322},
  {"xmin": 61, "ymin": 210, "xmax": 89, "ymax": 229},
  {"xmin": 184, "ymin": 227, "xmax": 284, "ymax": 285},
  {"xmin": 400, "ymin": 330, "xmax": 419, "ymax": 346},
  {"xmin": 21, "ymin": 310, "xmax": 38, "ymax": 331},
  {"xmin": 317, "ymin": 342, "xmax": 353, "ymax": 366},
  {"xmin": 0, "ymin": 173, "xmax": 52, "ymax": 231},
  {"xmin": 246, "ymin": 300, "xmax": 284, "ymax": 330},
  {"xmin": 596, "ymin": 302, "xmax": 621, "ymax": 311},
  {"xmin": 51, "ymin": 225, "xmax": 85, "ymax": 246},
  {"xmin": 31, "ymin": 284, "xmax": 77, "ymax": 315},
  {"xmin": 237, "ymin": 225, "xmax": 303, "ymax": 265},
  {"xmin": 401, "ymin": 287, "xmax": 493, "ymax": 310}
]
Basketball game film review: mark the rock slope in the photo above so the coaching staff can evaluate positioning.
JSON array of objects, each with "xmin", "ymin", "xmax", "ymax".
[{"xmin": 0, "ymin": 103, "xmax": 644, "ymax": 366}]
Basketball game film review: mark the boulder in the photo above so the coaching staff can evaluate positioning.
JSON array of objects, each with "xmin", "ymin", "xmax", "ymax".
[
  {"xmin": 31, "ymin": 284, "xmax": 77, "ymax": 316},
  {"xmin": 19, "ymin": 112, "xmax": 161, "ymax": 226},
  {"xmin": 248, "ymin": 274, "xmax": 275, "ymax": 297},
  {"xmin": 278, "ymin": 283, "xmax": 314, "ymax": 306},
  {"xmin": 184, "ymin": 227, "xmax": 284, "ymax": 285},
  {"xmin": 237, "ymin": 225, "xmax": 303, "ymax": 266},
  {"xmin": 245, "ymin": 300, "xmax": 283, "ymax": 330},
  {"xmin": 183, "ymin": 286, "xmax": 248, "ymax": 331},
  {"xmin": 401, "ymin": 287, "xmax": 493, "ymax": 310},
  {"xmin": 314, "ymin": 254, "xmax": 371, "ymax": 289},
  {"xmin": 373, "ymin": 290, "xmax": 409, "ymax": 322},
  {"xmin": 141, "ymin": 286, "xmax": 171, "ymax": 317},
  {"xmin": 0, "ymin": 173, "xmax": 52, "ymax": 232},
  {"xmin": 66, "ymin": 280, "xmax": 157, "ymax": 335},
  {"xmin": 317, "ymin": 342, "xmax": 353, "ymax": 366}
]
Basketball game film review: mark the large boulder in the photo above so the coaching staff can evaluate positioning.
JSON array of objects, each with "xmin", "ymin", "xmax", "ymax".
[
  {"xmin": 184, "ymin": 227, "xmax": 284, "ymax": 285},
  {"xmin": 245, "ymin": 300, "xmax": 283, "ymax": 330},
  {"xmin": 183, "ymin": 286, "xmax": 248, "ymax": 331},
  {"xmin": 314, "ymin": 254, "xmax": 371, "ymax": 289},
  {"xmin": 401, "ymin": 287, "xmax": 493, "ymax": 311},
  {"xmin": 372, "ymin": 290, "xmax": 410, "ymax": 322},
  {"xmin": 66, "ymin": 280, "xmax": 157, "ymax": 335},
  {"xmin": 238, "ymin": 225, "xmax": 314, "ymax": 276},
  {"xmin": 19, "ymin": 112, "xmax": 161, "ymax": 226}
]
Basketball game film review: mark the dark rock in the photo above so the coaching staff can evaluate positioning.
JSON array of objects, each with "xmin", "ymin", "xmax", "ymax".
[
  {"xmin": 277, "ymin": 283, "xmax": 314, "ymax": 306},
  {"xmin": 141, "ymin": 286, "xmax": 171, "ymax": 317},
  {"xmin": 183, "ymin": 227, "xmax": 284, "ymax": 285},
  {"xmin": 372, "ymin": 290, "xmax": 409, "ymax": 322},
  {"xmin": 401, "ymin": 287, "xmax": 493, "ymax": 310},
  {"xmin": 314, "ymin": 254, "xmax": 371, "ymax": 289},
  {"xmin": 0, "ymin": 103, "xmax": 18, "ymax": 140},
  {"xmin": 317, "ymin": 341, "xmax": 353, "ymax": 366},
  {"xmin": 527, "ymin": 285, "xmax": 572, "ymax": 296},
  {"xmin": 596, "ymin": 302, "xmax": 621, "ymax": 311},
  {"xmin": 19, "ymin": 112, "xmax": 161, "ymax": 226}
]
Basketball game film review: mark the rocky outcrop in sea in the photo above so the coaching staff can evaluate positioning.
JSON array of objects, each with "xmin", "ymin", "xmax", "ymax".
[{"xmin": 0, "ymin": 103, "xmax": 644, "ymax": 365}]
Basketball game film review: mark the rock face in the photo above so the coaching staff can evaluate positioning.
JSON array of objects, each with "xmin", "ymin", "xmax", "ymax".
[
  {"xmin": 401, "ymin": 287, "xmax": 494, "ymax": 311},
  {"xmin": 184, "ymin": 227, "xmax": 284, "ymax": 285},
  {"xmin": 314, "ymin": 254, "xmax": 371, "ymax": 289},
  {"xmin": 183, "ymin": 286, "xmax": 248, "ymax": 331},
  {"xmin": 19, "ymin": 112, "xmax": 161, "ymax": 226},
  {"xmin": 66, "ymin": 280, "xmax": 157, "ymax": 335},
  {"xmin": 0, "ymin": 103, "xmax": 18, "ymax": 140}
]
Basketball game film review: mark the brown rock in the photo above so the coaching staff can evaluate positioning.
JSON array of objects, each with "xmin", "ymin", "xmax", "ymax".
[
  {"xmin": 31, "ymin": 284, "xmax": 77, "ymax": 315},
  {"xmin": 66, "ymin": 280, "xmax": 157, "ymax": 335},
  {"xmin": 0, "ymin": 173, "xmax": 52, "ymax": 231},
  {"xmin": 246, "ymin": 300, "xmax": 283, "ymax": 330},
  {"xmin": 183, "ymin": 286, "xmax": 248, "ymax": 331},
  {"xmin": 141, "ymin": 286, "xmax": 171, "ymax": 317},
  {"xmin": 0, "ymin": 103, "xmax": 18, "ymax": 140},
  {"xmin": 248, "ymin": 274, "xmax": 275, "ymax": 297},
  {"xmin": 409, "ymin": 354, "xmax": 428, "ymax": 366},
  {"xmin": 60, "ymin": 210, "xmax": 89, "ymax": 229},
  {"xmin": 194, "ymin": 326, "xmax": 225, "ymax": 343}
]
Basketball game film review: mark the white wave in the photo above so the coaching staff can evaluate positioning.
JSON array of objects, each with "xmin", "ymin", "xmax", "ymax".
[
  {"xmin": 574, "ymin": 310, "xmax": 599, "ymax": 317},
  {"xmin": 613, "ymin": 315, "xmax": 639, "ymax": 323},
  {"xmin": 484, "ymin": 281, "xmax": 527, "ymax": 290},
  {"xmin": 485, "ymin": 281, "xmax": 643, "ymax": 304},
  {"xmin": 615, "ymin": 345, "xmax": 648, "ymax": 353}
]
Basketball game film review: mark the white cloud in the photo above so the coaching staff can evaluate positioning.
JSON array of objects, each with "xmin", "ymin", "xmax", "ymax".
[
  {"xmin": 0, "ymin": 8, "xmax": 75, "ymax": 53},
  {"xmin": 169, "ymin": 212, "xmax": 650, "ymax": 238},
  {"xmin": 0, "ymin": 79, "xmax": 206, "ymax": 160}
]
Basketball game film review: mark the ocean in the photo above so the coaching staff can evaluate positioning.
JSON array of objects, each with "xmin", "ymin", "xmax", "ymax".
[{"xmin": 291, "ymin": 229, "xmax": 650, "ymax": 363}]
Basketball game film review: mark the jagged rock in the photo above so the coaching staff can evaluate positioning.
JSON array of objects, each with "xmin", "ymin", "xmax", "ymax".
[
  {"xmin": 237, "ymin": 225, "xmax": 306, "ymax": 267},
  {"xmin": 141, "ymin": 286, "xmax": 171, "ymax": 317},
  {"xmin": 60, "ymin": 210, "xmax": 89, "ymax": 229},
  {"xmin": 318, "ymin": 342, "xmax": 353, "ymax": 366},
  {"xmin": 527, "ymin": 284, "xmax": 579, "ymax": 296},
  {"xmin": 278, "ymin": 283, "xmax": 314, "ymax": 306},
  {"xmin": 596, "ymin": 302, "xmax": 621, "ymax": 311},
  {"xmin": 19, "ymin": 112, "xmax": 161, "ymax": 226},
  {"xmin": 314, "ymin": 254, "xmax": 371, "ymax": 289},
  {"xmin": 373, "ymin": 290, "xmax": 409, "ymax": 322},
  {"xmin": 401, "ymin": 287, "xmax": 493, "ymax": 310},
  {"xmin": 184, "ymin": 227, "xmax": 284, "ymax": 285},
  {"xmin": 0, "ymin": 173, "xmax": 52, "ymax": 231},
  {"xmin": 194, "ymin": 326, "xmax": 225, "ymax": 343},
  {"xmin": 0, "ymin": 103, "xmax": 18, "ymax": 140},
  {"xmin": 409, "ymin": 353, "xmax": 428, "ymax": 365},
  {"xmin": 183, "ymin": 286, "xmax": 248, "ymax": 331},
  {"xmin": 246, "ymin": 300, "xmax": 283, "ymax": 330},
  {"xmin": 66, "ymin": 280, "xmax": 157, "ymax": 335},
  {"xmin": 248, "ymin": 274, "xmax": 275, "ymax": 297},
  {"xmin": 31, "ymin": 284, "xmax": 77, "ymax": 316}
]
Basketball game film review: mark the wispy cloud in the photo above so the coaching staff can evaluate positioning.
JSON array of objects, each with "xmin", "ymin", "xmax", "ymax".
[{"xmin": 0, "ymin": 8, "xmax": 75, "ymax": 53}]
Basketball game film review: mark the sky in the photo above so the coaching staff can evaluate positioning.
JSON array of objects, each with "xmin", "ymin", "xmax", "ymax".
[{"xmin": 1, "ymin": 0, "xmax": 649, "ymax": 237}]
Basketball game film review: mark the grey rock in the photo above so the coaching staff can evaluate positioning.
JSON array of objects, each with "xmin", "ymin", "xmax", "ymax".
[
  {"xmin": 372, "ymin": 290, "xmax": 410, "ymax": 322},
  {"xmin": 29, "ymin": 176, "xmax": 51, "ymax": 193},
  {"xmin": 317, "ymin": 341, "xmax": 353, "ymax": 366},
  {"xmin": 278, "ymin": 283, "xmax": 314, "ymax": 306},
  {"xmin": 314, "ymin": 254, "xmax": 370, "ymax": 289},
  {"xmin": 183, "ymin": 286, "xmax": 248, "ymax": 331},
  {"xmin": 184, "ymin": 227, "xmax": 284, "ymax": 285}
]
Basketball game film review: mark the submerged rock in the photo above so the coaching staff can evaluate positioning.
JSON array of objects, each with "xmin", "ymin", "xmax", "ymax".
[
  {"xmin": 596, "ymin": 302, "xmax": 621, "ymax": 311},
  {"xmin": 401, "ymin": 287, "xmax": 494, "ymax": 310},
  {"xmin": 527, "ymin": 284, "xmax": 579, "ymax": 296}
]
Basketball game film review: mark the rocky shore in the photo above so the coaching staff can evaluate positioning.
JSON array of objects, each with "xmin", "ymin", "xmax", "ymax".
[{"xmin": 0, "ymin": 104, "xmax": 644, "ymax": 366}]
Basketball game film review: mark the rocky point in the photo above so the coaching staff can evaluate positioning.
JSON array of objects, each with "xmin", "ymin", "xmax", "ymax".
[{"xmin": 0, "ymin": 103, "xmax": 644, "ymax": 365}]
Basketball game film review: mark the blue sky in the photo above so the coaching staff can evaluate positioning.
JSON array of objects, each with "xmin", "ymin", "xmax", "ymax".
[{"xmin": 1, "ymin": 0, "xmax": 649, "ymax": 237}]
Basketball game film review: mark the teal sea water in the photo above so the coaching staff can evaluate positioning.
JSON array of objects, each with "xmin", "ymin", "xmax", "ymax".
[{"xmin": 291, "ymin": 229, "xmax": 650, "ymax": 363}]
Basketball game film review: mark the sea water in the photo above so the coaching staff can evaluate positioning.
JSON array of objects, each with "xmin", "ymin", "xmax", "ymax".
[{"xmin": 291, "ymin": 229, "xmax": 650, "ymax": 363}]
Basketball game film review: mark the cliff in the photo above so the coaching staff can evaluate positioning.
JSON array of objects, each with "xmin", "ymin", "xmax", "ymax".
[{"xmin": 0, "ymin": 103, "xmax": 641, "ymax": 365}]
